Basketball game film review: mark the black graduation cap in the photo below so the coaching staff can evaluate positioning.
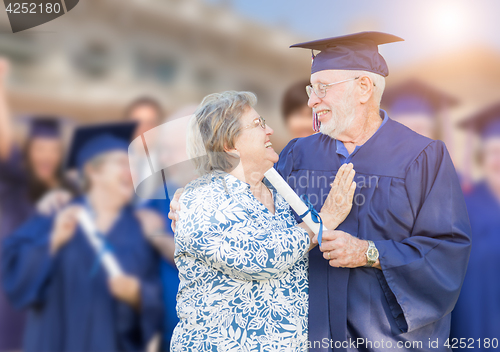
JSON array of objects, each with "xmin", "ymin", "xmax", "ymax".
[
  {"xmin": 28, "ymin": 116, "xmax": 61, "ymax": 138},
  {"xmin": 66, "ymin": 122, "xmax": 137, "ymax": 171},
  {"xmin": 383, "ymin": 79, "xmax": 459, "ymax": 116},
  {"xmin": 290, "ymin": 31, "xmax": 404, "ymax": 76},
  {"xmin": 459, "ymin": 102, "xmax": 500, "ymax": 139}
]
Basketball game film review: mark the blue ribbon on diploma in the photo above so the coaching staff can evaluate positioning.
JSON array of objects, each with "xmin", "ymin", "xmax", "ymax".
[{"xmin": 299, "ymin": 194, "xmax": 324, "ymax": 246}]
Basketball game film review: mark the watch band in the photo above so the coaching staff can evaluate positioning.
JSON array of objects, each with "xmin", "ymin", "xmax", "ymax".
[{"xmin": 364, "ymin": 240, "xmax": 379, "ymax": 268}]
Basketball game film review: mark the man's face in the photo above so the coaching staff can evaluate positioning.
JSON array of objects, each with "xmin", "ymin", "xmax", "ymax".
[
  {"xmin": 129, "ymin": 105, "xmax": 161, "ymax": 138},
  {"xmin": 307, "ymin": 70, "xmax": 358, "ymax": 139}
]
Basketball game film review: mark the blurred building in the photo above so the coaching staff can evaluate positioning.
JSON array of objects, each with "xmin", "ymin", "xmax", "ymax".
[{"xmin": 0, "ymin": 0, "xmax": 310, "ymax": 149}]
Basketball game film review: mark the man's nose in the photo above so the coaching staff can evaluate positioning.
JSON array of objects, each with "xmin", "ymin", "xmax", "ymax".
[{"xmin": 308, "ymin": 92, "xmax": 320, "ymax": 108}]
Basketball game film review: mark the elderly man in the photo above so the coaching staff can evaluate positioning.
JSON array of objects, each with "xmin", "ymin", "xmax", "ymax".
[{"xmin": 275, "ymin": 31, "xmax": 471, "ymax": 351}]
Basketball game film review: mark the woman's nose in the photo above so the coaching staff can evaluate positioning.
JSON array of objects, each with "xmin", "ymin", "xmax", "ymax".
[{"xmin": 265, "ymin": 124, "xmax": 274, "ymax": 135}]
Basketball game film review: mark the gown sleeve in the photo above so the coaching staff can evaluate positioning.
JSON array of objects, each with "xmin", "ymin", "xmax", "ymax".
[
  {"xmin": 1, "ymin": 214, "xmax": 55, "ymax": 309},
  {"xmin": 275, "ymin": 138, "xmax": 299, "ymax": 183},
  {"xmin": 373, "ymin": 140, "xmax": 472, "ymax": 333}
]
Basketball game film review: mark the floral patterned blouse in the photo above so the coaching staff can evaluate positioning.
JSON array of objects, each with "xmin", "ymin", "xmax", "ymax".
[{"xmin": 170, "ymin": 170, "xmax": 310, "ymax": 352}]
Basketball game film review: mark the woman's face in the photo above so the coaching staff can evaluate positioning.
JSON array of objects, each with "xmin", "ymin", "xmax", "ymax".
[
  {"xmin": 483, "ymin": 137, "xmax": 500, "ymax": 191},
  {"xmin": 87, "ymin": 151, "xmax": 134, "ymax": 203},
  {"xmin": 27, "ymin": 137, "xmax": 63, "ymax": 182},
  {"xmin": 233, "ymin": 107, "xmax": 279, "ymax": 174}
]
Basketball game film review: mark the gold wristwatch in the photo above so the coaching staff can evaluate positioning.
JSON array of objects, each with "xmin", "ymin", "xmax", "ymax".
[{"xmin": 364, "ymin": 240, "xmax": 379, "ymax": 267}]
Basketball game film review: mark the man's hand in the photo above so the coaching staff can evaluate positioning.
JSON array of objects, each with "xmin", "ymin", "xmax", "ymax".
[
  {"xmin": 50, "ymin": 205, "xmax": 81, "ymax": 255},
  {"xmin": 168, "ymin": 188, "xmax": 184, "ymax": 232},
  {"xmin": 136, "ymin": 209, "xmax": 165, "ymax": 238},
  {"xmin": 37, "ymin": 189, "xmax": 73, "ymax": 216},
  {"xmin": 136, "ymin": 209, "xmax": 176, "ymax": 264},
  {"xmin": 320, "ymin": 163, "xmax": 356, "ymax": 230},
  {"xmin": 319, "ymin": 230, "xmax": 373, "ymax": 268},
  {"xmin": 108, "ymin": 275, "xmax": 141, "ymax": 310}
]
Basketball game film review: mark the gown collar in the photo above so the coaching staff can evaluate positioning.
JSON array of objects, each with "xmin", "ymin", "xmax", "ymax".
[{"xmin": 335, "ymin": 109, "xmax": 389, "ymax": 162}]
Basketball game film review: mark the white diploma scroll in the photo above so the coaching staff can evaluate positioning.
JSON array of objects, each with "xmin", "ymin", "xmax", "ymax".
[
  {"xmin": 264, "ymin": 168, "xmax": 329, "ymax": 235},
  {"xmin": 77, "ymin": 209, "xmax": 124, "ymax": 278}
]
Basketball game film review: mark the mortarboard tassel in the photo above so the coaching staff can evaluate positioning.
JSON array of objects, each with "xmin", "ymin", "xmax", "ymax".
[{"xmin": 312, "ymin": 112, "xmax": 320, "ymax": 132}]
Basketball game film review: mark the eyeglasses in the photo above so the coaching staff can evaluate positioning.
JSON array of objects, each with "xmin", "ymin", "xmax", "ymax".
[
  {"xmin": 306, "ymin": 76, "xmax": 360, "ymax": 98},
  {"xmin": 242, "ymin": 116, "xmax": 266, "ymax": 130}
]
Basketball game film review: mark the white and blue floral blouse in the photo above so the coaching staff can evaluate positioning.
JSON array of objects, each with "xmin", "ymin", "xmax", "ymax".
[{"xmin": 171, "ymin": 170, "xmax": 310, "ymax": 352}]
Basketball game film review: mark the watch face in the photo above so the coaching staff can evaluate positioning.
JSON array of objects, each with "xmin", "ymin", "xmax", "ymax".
[{"xmin": 367, "ymin": 248, "xmax": 378, "ymax": 260}]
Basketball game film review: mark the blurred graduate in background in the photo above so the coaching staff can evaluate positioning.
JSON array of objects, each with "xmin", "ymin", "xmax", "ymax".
[
  {"xmin": 1, "ymin": 122, "xmax": 163, "ymax": 351},
  {"xmin": 0, "ymin": 58, "xmax": 77, "ymax": 351},
  {"xmin": 450, "ymin": 103, "xmax": 500, "ymax": 351},
  {"xmin": 125, "ymin": 96, "xmax": 165, "ymax": 203},
  {"xmin": 382, "ymin": 78, "xmax": 458, "ymax": 148},
  {"xmin": 281, "ymin": 79, "xmax": 315, "ymax": 139}
]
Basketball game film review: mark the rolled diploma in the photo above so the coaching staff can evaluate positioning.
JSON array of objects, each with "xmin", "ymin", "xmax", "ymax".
[
  {"xmin": 264, "ymin": 167, "xmax": 328, "ymax": 235},
  {"xmin": 77, "ymin": 209, "xmax": 124, "ymax": 278}
]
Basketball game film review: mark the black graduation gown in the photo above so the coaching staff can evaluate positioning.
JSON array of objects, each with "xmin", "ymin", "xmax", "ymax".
[
  {"xmin": 276, "ymin": 112, "xmax": 471, "ymax": 352},
  {"xmin": 1, "ymin": 198, "xmax": 163, "ymax": 352}
]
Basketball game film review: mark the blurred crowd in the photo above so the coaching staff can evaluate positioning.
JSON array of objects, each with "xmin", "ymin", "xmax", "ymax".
[{"xmin": 0, "ymin": 30, "xmax": 499, "ymax": 350}]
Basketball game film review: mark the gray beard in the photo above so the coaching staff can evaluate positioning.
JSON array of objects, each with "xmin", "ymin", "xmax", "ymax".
[{"xmin": 320, "ymin": 107, "xmax": 356, "ymax": 139}]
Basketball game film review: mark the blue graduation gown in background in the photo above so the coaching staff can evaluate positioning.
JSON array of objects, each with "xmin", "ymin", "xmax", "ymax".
[
  {"xmin": 450, "ymin": 182, "xmax": 500, "ymax": 351},
  {"xmin": 0, "ymin": 147, "xmax": 31, "ymax": 351},
  {"xmin": 145, "ymin": 194, "xmax": 180, "ymax": 352},
  {"xmin": 1, "ymin": 198, "xmax": 163, "ymax": 352},
  {"xmin": 276, "ymin": 112, "xmax": 471, "ymax": 352}
]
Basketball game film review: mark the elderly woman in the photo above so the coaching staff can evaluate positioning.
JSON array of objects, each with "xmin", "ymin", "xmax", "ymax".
[{"xmin": 170, "ymin": 91, "xmax": 356, "ymax": 351}]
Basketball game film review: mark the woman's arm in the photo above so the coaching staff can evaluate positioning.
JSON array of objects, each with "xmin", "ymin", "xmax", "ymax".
[
  {"xmin": 1, "ymin": 215, "xmax": 57, "ymax": 309},
  {"xmin": 0, "ymin": 58, "xmax": 13, "ymax": 161}
]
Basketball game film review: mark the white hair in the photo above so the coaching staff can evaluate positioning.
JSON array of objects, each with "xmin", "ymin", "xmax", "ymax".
[{"xmin": 334, "ymin": 69, "xmax": 386, "ymax": 106}]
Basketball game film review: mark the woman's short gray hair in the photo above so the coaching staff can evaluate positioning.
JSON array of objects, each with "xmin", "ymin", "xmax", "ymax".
[{"xmin": 187, "ymin": 91, "xmax": 257, "ymax": 174}]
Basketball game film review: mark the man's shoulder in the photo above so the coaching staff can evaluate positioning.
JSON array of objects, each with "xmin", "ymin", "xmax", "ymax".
[
  {"xmin": 293, "ymin": 132, "xmax": 332, "ymax": 149},
  {"xmin": 387, "ymin": 118, "xmax": 434, "ymax": 148}
]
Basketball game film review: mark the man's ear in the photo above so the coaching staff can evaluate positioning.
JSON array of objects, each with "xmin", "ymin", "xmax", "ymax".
[{"xmin": 358, "ymin": 75, "xmax": 374, "ymax": 104}]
